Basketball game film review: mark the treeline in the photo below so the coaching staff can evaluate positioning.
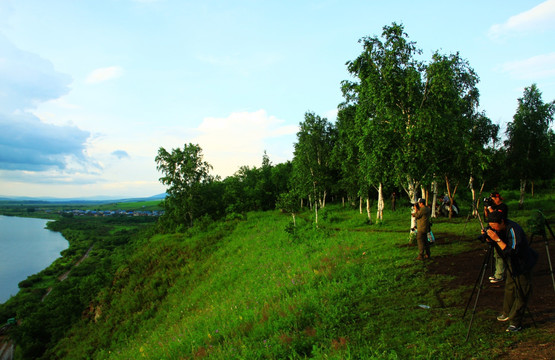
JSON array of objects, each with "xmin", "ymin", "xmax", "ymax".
[{"xmin": 156, "ymin": 23, "xmax": 555, "ymax": 232}]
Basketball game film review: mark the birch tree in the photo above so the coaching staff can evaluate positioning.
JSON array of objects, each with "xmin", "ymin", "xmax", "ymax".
[
  {"xmin": 505, "ymin": 84, "xmax": 555, "ymax": 209},
  {"xmin": 344, "ymin": 23, "xmax": 430, "ymax": 231},
  {"xmin": 292, "ymin": 112, "xmax": 336, "ymax": 225},
  {"xmin": 344, "ymin": 23, "xmax": 489, "ymax": 229},
  {"xmin": 155, "ymin": 143, "xmax": 212, "ymax": 231}
]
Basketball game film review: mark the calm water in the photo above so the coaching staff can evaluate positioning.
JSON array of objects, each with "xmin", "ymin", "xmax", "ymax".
[{"xmin": 0, "ymin": 215, "xmax": 68, "ymax": 304}]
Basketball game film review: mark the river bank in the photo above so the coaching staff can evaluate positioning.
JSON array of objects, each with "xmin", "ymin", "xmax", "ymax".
[
  {"xmin": 0, "ymin": 215, "xmax": 156, "ymax": 359},
  {"xmin": 0, "ymin": 216, "xmax": 68, "ymax": 304}
]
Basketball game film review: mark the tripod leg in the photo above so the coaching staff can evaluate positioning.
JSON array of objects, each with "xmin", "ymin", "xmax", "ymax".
[
  {"xmin": 545, "ymin": 219, "xmax": 555, "ymax": 241},
  {"xmin": 463, "ymin": 246, "xmax": 492, "ymax": 318},
  {"xmin": 464, "ymin": 246, "xmax": 493, "ymax": 342},
  {"xmin": 543, "ymin": 221, "xmax": 555, "ymax": 293},
  {"xmin": 543, "ymin": 238, "xmax": 555, "ymax": 293}
]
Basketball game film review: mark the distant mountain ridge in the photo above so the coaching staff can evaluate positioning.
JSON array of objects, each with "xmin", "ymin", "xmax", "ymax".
[{"xmin": 0, "ymin": 193, "xmax": 166, "ymax": 204}]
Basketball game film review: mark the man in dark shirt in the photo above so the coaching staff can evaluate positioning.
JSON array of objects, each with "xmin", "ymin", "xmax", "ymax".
[
  {"xmin": 485, "ymin": 211, "xmax": 538, "ymax": 332},
  {"xmin": 484, "ymin": 192, "xmax": 508, "ymax": 283}
]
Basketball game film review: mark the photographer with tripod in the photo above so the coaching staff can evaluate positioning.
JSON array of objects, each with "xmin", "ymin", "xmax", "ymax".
[
  {"xmin": 484, "ymin": 211, "xmax": 538, "ymax": 332},
  {"xmin": 484, "ymin": 192, "xmax": 508, "ymax": 283},
  {"xmin": 412, "ymin": 198, "xmax": 431, "ymax": 260}
]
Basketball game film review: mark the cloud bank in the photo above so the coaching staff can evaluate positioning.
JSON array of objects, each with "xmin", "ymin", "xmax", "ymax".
[
  {"xmin": 194, "ymin": 110, "xmax": 297, "ymax": 177},
  {"xmin": 0, "ymin": 33, "xmax": 94, "ymax": 175},
  {"xmin": 0, "ymin": 112, "xmax": 91, "ymax": 171}
]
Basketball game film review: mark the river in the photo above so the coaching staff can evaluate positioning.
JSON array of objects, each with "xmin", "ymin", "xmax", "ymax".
[{"xmin": 0, "ymin": 215, "xmax": 68, "ymax": 304}]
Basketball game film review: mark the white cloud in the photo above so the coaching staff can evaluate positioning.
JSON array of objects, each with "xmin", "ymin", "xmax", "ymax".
[
  {"xmin": 85, "ymin": 66, "xmax": 123, "ymax": 84},
  {"xmin": 193, "ymin": 110, "xmax": 297, "ymax": 177},
  {"xmin": 489, "ymin": 0, "xmax": 555, "ymax": 39},
  {"xmin": 499, "ymin": 52, "xmax": 555, "ymax": 79},
  {"xmin": 0, "ymin": 112, "xmax": 97, "ymax": 172}
]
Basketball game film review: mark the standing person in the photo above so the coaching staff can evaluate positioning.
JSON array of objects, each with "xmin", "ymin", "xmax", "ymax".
[
  {"xmin": 391, "ymin": 191, "xmax": 397, "ymax": 211},
  {"xmin": 412, "ymin": 198, "xmax": 431, "ymax": 260},
  {"xmin": 484, "ymin": 192, "xmax": 508, "ymax": 283},
  {"xmin": 484, "ymin": 211, "xmax": 537, "ymax": 332},
  {"xmin": 486, "ymin": 192, "xmax": 508, "ymax": 217}
]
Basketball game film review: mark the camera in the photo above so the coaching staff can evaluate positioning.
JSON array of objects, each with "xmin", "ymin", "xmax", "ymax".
[
  {"xmin": 477, "ymin": 226, "xmax": 496, "ymax": 243},
  {"xmin": 483, "ymin": 197, "xmax": 494, "ymax": 207}
]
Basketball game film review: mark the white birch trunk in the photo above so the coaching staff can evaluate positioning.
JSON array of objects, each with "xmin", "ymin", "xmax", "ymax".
[
  {"xmin": 469, "ymin": 175, "xmax": 477, "ymax": 216},
  {"xmin": 406, "ymin": 180, "xmax": 418, "ymax": 231},
  {"xmin": 431, "ymin": 179, "xmax": 438, "ymax": 218},
  {"xmin": 376, "ymin": 182, "xmax": 384, "ymax": 220},
  {"xmin": 359, "ymin": 196, "xmax": 363, "ymax": 214},
  {"xmin": 314, "ymin": 200, "xmax": 319, "ymax": 225}
]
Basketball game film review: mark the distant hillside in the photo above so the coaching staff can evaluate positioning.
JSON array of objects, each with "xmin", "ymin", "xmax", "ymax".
[{"xmin": 0, "ymin": 193, "xmax": 166, "ymax": 205}]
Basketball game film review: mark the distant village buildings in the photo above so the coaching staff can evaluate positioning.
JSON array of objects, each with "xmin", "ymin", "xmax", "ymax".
[{"xmin": 41, "ymin": 209, "xmax": 164, "ymax": 217}]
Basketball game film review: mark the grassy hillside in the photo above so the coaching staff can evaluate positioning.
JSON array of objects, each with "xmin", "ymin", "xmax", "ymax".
[{"xmin": 43, "ymin": 192, "xmax": 554, "ymax": 359}]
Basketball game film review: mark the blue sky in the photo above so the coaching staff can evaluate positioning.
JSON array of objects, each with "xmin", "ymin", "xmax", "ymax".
[{"xmin": 0, "ymin": 0, "xmax": 554, "ymax": 199}]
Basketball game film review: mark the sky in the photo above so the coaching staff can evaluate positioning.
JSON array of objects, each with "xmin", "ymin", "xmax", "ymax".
[{"xmin": 0, "ymin": 0, "xmax": 554, "ymax": 199}]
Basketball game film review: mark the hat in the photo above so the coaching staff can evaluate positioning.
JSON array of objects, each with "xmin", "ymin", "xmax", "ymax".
[
  {"xmin": 417, "ymin": 198, "xmax": 425, "ymax": 204},
  {"xmin": 490, "ymin": 192, "xmax": 503, "ymax": 200},
  {"xmin": 487, "ymin": 211, "xmax": 504, "ymax": 224}
]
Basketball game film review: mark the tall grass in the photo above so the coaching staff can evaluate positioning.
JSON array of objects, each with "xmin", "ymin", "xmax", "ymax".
[{"xmin": 52, "ymin": 198, "xmax": 553, "ymax": 359}]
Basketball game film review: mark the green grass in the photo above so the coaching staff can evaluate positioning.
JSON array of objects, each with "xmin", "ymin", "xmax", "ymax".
[{"xmin": 44, "ymin": 196, "xmax": 555, "ymax": 360}]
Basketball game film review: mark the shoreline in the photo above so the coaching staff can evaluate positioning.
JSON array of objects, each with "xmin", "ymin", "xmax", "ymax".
[{"xmin": 0, "ymin": 215, "xmax": 68, "ymax": 304}]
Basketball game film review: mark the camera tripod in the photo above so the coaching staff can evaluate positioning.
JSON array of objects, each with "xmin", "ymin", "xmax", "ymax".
[
  {"xmin": 529, "ymin": 210, "xmax": 555, "ymax": 293},
  {"xmin": 462, "ymin": 213, "xmax": 536, "ymax": 341},
  {"xmin": 462, "ymin": 243, "xmax": 536, "ymax": 341}
]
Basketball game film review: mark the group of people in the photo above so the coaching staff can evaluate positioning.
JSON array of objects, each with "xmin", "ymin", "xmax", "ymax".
[{"xmin": 410, "ymin": 192, "xmax": 538, "ymax": 333}]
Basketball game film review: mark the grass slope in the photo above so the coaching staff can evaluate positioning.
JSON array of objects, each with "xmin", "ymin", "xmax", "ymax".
[{"xmin": 51, "ymin": 195, "xmax": 554, "ymax": 359}]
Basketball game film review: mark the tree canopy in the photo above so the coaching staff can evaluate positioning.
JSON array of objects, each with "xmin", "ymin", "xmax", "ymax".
[
  {"xmin": 341, "ymin": 23, "xmax": 497, "ymax": 222},
  {"xmin": 505, "ymin": 84, "xmax": 555, "ymax": 208}
]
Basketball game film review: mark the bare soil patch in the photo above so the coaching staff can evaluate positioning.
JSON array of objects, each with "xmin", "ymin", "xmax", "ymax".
[{"xmin": 427, "ymin": 235, "xmax": 555, "ymax": 359}]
